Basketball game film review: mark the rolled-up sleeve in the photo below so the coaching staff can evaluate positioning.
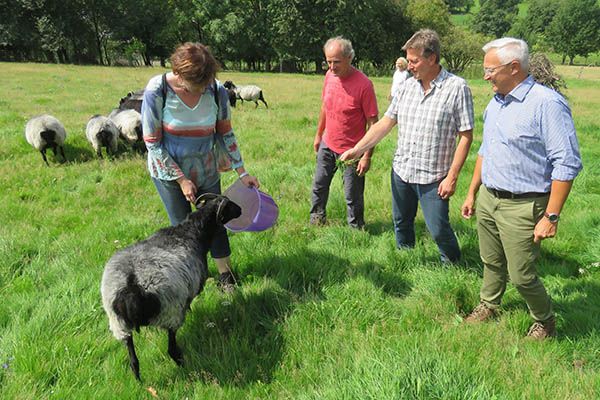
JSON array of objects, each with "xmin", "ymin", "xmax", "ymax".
[
  {"xmin": 215, "ymin": 83, "xmax": 244, "ymax": 169},
  {"xmin": 541, "ymin": 97, "xmax": 583, "ymax": 181}
]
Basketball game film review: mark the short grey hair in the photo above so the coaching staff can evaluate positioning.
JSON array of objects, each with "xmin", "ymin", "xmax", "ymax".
[
  {"xmin": 482, "ymin": 37, "xmax": 529, "ymax": 73},
  {"xmin": 324, "ymin": 36, "xmax": 355, "ymax": 60},
  {"xmin": 402, "ymin": 29, "xmax": 441, "ymax": 64}
]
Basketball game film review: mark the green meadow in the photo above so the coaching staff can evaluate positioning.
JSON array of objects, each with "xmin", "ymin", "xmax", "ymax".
[{"xmin": 0, "ymin": 62, "xmax": 599, "ymax": 399}]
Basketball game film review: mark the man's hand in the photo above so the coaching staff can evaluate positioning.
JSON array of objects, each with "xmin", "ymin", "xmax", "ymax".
[
  {"xmin": 533, "ymin": 217, "xmax": 558, "ymax": 243},
  {"xmin": 356, "ymin": 157, "xmax": 371, "ymax": 176},
  {"xmin": 437, "ymin": 176, "xmax": 457, "ymax": 200},
  {"xmin": 461, "ymin": 195, "xmax": 476, "ymax": 219}
]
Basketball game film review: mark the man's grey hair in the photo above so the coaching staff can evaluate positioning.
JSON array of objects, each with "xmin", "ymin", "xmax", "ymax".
[
  {"xmin": 324, "ymin": 36, "xmax": 355, "ymax": 60},
  {"xmin": 402, "ymin": 29, "xmax": 441, "ymax": 64},
  {"xmin": 482, "ymin": 37, "xmax": 529, "ymax": 73}
]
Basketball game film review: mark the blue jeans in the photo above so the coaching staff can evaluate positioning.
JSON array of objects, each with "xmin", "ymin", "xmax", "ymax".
[
  {"xmin": 152, "ymin": 178, "xmax": 231, "ymax": 258},
  {"xmin": 390, "ymin": 170, "xmax": 460, "ymax": 262}
]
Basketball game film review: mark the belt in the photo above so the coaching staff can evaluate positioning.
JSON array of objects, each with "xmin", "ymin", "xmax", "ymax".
[{"xmin": 487, "ymin": 187, "xmax": 548, "ymax": 199}]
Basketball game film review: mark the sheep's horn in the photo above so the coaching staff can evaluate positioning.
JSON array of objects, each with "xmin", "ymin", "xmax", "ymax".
[{"xmin": 194, "ymin": 193, "xmax": 221, "ymax": 207}]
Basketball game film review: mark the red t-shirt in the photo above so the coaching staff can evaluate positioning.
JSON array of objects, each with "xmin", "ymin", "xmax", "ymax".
[{"xmin": 322, "ymin": 68, "xmax": 379, "ymax": 153}]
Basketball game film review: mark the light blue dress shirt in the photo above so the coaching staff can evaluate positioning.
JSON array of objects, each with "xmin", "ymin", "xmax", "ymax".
[{"xmin": 479, "ymin": 76, "xmax": 582, "ymax": 194}]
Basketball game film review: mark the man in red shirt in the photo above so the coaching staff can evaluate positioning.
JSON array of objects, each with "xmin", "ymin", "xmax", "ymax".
[{"xmin": 310, "ymin": 36, "xmax": 379, "ymax": 229}]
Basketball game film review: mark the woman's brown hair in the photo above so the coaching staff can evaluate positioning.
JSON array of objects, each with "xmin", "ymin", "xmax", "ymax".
[{"xmin": 170, "ymin": 42, "xmax": 219, "ymax": 87}]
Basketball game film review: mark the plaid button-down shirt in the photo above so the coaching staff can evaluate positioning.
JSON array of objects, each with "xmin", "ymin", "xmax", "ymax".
[{"xmin": 385, "ymin": 68, "xmax": 474, "ymax": 184}]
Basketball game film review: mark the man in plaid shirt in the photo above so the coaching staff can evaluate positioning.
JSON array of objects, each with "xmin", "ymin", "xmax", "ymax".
[{"xmin": 341, "ymin": 29, "xmax": 474, "ymax": 262}]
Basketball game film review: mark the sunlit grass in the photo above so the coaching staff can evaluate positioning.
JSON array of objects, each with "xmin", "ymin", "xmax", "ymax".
[{"xmin": 0, "ymin": 61, "xmax": 599, "ymax": 399}]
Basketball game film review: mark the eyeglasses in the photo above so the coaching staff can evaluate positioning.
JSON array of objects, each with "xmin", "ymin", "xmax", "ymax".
[{"xmin": 483, "ymin": 61, "xmax": 512, "ymax": 75}]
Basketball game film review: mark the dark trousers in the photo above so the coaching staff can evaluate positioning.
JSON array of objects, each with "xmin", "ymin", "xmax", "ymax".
[
  {"xmin": 390, "ymin": 169, "xmax": 460, "ymax": 262},
  {"xmin": 152, "ymin": 177, "xmax": 231, "ymax": 258},
  {"xmin": 310, "ymin": 141, "xmax": 365, "ymax": 228}
]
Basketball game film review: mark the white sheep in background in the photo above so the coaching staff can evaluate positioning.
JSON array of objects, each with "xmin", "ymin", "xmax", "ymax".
[
  {"xmin": 100, "ymin": 194, "xmax": 242, "ymax": 381},
  {"xmin": 108, "ymin": 108, "xmax": 144, "ymax": 152},
  {"xmin": 223, "ymin": 80, "xmax": 268, "ymax": 108},
  {"xmin": 85, "ymin": 115, "xmax": 120, "ymax": 159},
  {"xmin": 24, "ymin": 114, "xmax": 67, "ymax": 166}
]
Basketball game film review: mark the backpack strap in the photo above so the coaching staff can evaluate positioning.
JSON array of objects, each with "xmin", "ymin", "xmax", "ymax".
[
  {"xmin": 161, "ymin": 73, "xmax": 168, "ymax": 110},
  {"xmin": 213, "ymin": 79, "xmax": 220, "ymax": 121}
]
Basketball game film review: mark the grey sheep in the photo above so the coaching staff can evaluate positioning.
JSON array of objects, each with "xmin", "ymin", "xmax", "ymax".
[
  {"xmin": 223, "ymin": 80, "xmax": 268, "ymax": 108},
  {"xmin": 108, "ymin": 108, "xmax": 144, "ymax": 152},
  {"xmin": 85, "ymin": 114, "xmax": 119, "ymax": 159},
  {"xmin": 100, "ymin": 194, "xmax": 242, "ymax": 381},
  {"xmin": 24, "ymin": 114, "xmax": 67, "ymax": 166}
]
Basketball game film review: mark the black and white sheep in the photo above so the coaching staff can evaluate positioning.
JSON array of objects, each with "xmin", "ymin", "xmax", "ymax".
[
  {"xmin": 223, "ymin": 80, "xmax": 268, "ymax": 108},
  {"xmin": 24, "ymin": 114, "xmax": 67, "ymax": 166},
  {"xmin": 85, "ymin": 115, "xmax": 120, "ymax": 159},
  {"xmin": 100, "ymin": 194, "xmax": 241, "ymax": 381},
  {"xmin": 108, "ymin": 108, "xmax": 144, "ymax": 152}
]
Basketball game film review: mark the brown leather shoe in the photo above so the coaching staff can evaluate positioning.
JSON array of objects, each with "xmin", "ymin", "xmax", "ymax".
[
  {"xmin": 465, "ymin": 302, "xmax": 498, "ymax": 323},
  {"xmin": 525, "ymin": 319, "xmax": 556, "ymax": 340}
]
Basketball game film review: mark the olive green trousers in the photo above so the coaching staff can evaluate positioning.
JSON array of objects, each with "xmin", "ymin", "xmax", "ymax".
[{"xmin": 477, "ymin": 187, "xmax": 553, "ymax": 322}]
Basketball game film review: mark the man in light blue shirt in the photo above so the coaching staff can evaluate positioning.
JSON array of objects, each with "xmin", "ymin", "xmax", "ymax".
[{"xmin": 461, "ymin": 38, "xmax": 582, "ymax": 339}]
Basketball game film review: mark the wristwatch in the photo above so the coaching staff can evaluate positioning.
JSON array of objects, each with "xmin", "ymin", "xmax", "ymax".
[{"xmin": 544, "ymin": 212, "xmax": 560, "ymax": 223}]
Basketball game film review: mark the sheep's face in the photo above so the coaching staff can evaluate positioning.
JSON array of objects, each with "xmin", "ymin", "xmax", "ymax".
[{"xmin": 193, "ymin": 195, "xmax": 241, "ymax": 227}]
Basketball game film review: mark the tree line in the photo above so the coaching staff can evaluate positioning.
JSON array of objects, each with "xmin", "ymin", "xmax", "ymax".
[{"xmin": 1, "ymin": 0, "xmax": 598, "ymax": 72}]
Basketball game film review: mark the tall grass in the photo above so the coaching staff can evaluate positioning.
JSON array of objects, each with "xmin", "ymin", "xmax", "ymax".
[{"xmin": 0, "ymin": 62, "xmax": 599, "ymax": 399}]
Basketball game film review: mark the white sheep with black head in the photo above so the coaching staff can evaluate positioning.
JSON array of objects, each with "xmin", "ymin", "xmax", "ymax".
[
  {"xmin": 100, "ymin": 194, "xmax": 242, "ymax": 381},
  {"xmin": 108, "ymin": 108, "xmax": 144, "ymax": 152},
  {"xmin": 223, "ymin": 80, "xmax": 268, "ymax": 108},
  {"xmin": 24, "ymin": 114, "xmax": 67, "ymax": 166},
  {"xmin": 85, "ymin": 114, "xmax": 120, "ymax": 159}
]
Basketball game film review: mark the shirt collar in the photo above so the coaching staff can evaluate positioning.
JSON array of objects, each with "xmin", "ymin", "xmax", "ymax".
[
  {"xmin": 429, "ymin": 67, "xmax": 448, "ymax": 89},
  {"xmin": 494, "ymin": 75, "xmax": 535, "ymax": 104}
]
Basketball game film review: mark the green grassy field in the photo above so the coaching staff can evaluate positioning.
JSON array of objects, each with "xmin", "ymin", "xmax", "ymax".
[{"xmin": 0, "ymin": 62, "xmax": 599, "ymax": 399}]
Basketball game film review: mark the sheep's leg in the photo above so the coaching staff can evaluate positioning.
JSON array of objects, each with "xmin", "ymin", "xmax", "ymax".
[
  {"xmin": 40, "ymin": 150, "xmax": 50, "ymax": 167},
  {"xmin": 125, "ymin": 335, "xmax": 141, "ymax": 381},
  {"xmin": 97, "ymin": 148, "xmax": 104, "ymax": 159},
  {"xmin": 254, "ymin": 101, "xmax": 259, "ymax": 108},
  {"xmin": 59, "ymin": 145, "xmax": 66, "ymax": 163},
  {"xmin": 260, "ymin": 99, "xmax": 268, "ymax": 108},
  {"xmin": 167, "ymin": 329, "xmax": 183, "ymax": 366}
]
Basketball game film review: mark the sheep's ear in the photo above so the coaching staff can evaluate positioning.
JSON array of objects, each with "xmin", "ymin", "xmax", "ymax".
[{"xmin": 218, "ymin": 198, "xmax": 242, "ymax": 223}]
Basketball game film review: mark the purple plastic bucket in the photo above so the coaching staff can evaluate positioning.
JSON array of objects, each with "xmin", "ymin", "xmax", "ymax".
[{"xmin": 223, "ymin": 179, "xmax": 279, "ymax": 232}]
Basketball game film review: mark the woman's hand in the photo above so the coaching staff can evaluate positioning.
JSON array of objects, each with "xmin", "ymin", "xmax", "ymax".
[
  {"xmin": 177, "ymin": 176, "xmax": 197, "ymax": 203},
  {"xmin": 241, "ymin": 174, "xmax": 259, "ymax": 189}
]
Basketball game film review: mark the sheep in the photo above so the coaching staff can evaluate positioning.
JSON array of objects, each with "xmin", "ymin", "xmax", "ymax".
[
  {"xmin": 223, "ymin": 80, "xmax": 268, "ymax": 108},
  {"xmin": 108, "ymin": 108, "xmax": 144, "ymax": 152},
  {"xmin": 118, "ymin": 89, "xmax": 145, "ymax": 113},
  {"xmin": 100, "ymin": 193, "xmax": 242, "ymax": 381},
  {"xmin": 85, "ymin": 115, "xmax": 120, "ymax": 159},
  {"xmin": 24, "ymin": 114, "xmax": 67, "ymax": 166}
]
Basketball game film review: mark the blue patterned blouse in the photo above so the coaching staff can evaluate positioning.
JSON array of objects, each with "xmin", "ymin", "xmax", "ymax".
[{"xmin": 141, "ymin": 74, "xmax": 243, "ymax": 190}]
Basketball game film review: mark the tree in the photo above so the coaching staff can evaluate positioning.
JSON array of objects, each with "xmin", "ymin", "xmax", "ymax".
[
  {"xmin": 546, "ymin": 0, "xmax": 600, "ymax": 64},
  {"xmin": 472, "ymin": 0, "xmax": 519, "ymax": 38},
  {"xmin": 508, "ymin": 0, "xmax": 557, "ymax": 48},
  {"xmin": 442, "ymin": 26, "xmax": 490, "ymax": 74},
  {"xmin": 407, "ymin": 0, "xmax": 452, "ymax": 38},
  {"xmin": 443, "ymin": 0, "xmax": 474, "ymax": 14}
]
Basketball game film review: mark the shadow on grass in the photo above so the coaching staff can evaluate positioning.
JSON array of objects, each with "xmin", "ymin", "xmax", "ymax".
[
  {"xmin": 245, "ymin": 248, "xmax": 412, "ymax": 299},
  {"xmin": 554, "ymin": 278, "xmax": 600, "ymax": 339},
  {"xmin": 57, "ymin": 141, "xmax": 141, "ymax": 164},
  {"xmin": 170, "ymin": 248, "xmax": 412, "ymax": 387}
]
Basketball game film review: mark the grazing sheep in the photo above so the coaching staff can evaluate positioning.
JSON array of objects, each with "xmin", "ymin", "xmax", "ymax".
[
  {"xmin": 108, "ymin": 108, "xmax": 144, "ymax": 152},
  {"xmin": 223, "ymin": 80, "xmax": 268, "ymax": 108},
  {"xmin": 85, "ymin": 115, "xmax": 120, "ymax": 159},
  {"xmin": 100, "ymin": 194, "xmax": 242, "ymax": 381},
  {"xmin": 24, "ymin": 114, "xmax": 67, "ymax": 166},
  {"xmin": 118, "ymin": 89, "xmax": 144, "ymax": 113}
]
